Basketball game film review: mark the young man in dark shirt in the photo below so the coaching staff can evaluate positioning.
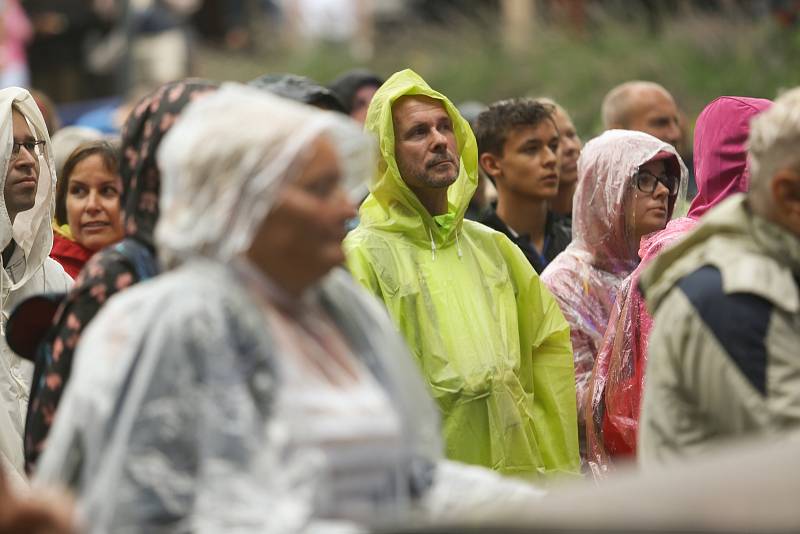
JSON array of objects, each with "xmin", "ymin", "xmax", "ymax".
[{"xmin": 475, "ymin": 98, "xmax": 571, "ymax": 273}]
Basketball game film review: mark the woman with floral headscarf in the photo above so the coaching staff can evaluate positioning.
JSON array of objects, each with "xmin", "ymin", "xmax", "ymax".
[
  {"xmin": 541, "ymin": 129, "xmax": 688, "ymax": 456},
  {"xmin": 21, "ymin": 79, "xmax": 219, "ymax": 472}
]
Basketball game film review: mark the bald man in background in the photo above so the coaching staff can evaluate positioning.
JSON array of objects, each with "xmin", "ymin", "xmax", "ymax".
[{"xmin": 602, "ymin": 81, "xmax": 682, "ymax": 149}]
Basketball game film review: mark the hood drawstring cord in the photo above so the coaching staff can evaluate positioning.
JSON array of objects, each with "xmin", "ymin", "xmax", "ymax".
[{"xmin": 427, "ymin": 225, "xmax": 463, "ymax": 261}]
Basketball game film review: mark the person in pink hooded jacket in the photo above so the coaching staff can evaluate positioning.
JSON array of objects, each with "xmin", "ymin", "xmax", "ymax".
[
  {"xmin": 584, "ymin": 96, "xmax": 773, "ymax": 477},
  {"xmin": 541, "ymin": 129, "xmax": 688, "ymax": 457}
]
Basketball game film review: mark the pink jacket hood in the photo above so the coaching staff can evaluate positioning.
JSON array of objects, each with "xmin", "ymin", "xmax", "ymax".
[{"xmin": 688, "ymin": 96, "xmax": 772, "ymax": 218}]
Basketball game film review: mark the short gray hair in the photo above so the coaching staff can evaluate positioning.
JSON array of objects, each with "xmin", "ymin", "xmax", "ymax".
[
  {"xmin": 748, "ymin": 87, "xmax": 800, "ymax": 191},
  {"xmin": 601, "ymin": 81, "xmax": 670, "ymax": 129}
]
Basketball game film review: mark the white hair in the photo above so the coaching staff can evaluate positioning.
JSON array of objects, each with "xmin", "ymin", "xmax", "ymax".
[{"xmin": 748, "ymin": 87, "xmax": 800, "ymax": 192}]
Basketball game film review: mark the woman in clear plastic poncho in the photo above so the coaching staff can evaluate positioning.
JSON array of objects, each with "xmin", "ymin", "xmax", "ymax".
[
  {"xmin": 541, "ymin": 130, "xmax": 687, "ymax": 453},
  {"xmin": 33, "ymin": 85, "xmax": 542, "ymax": 533},
  {"xmin": 584, "ymin": 96, "xmax": 772, "ymax": 477}
]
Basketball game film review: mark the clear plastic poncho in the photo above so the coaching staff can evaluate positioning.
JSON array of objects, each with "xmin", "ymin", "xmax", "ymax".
[
  {"xmin": 34, "ymin": 85, "xmax": 448, "ymax": 532},
  {"xmin": 583, "ymin": 96, "xmax": 772, "ymax": 476},
  {"xmin": 540, "ymin": 130, "xmax": 687, "ymax": 453},
  {"xmin": 344, "ymin": 69, "xmax": 580, "ymax": 478},
  {"xmin": 0, "ymin": 87, "xmax": 71, "ymax": 490}
]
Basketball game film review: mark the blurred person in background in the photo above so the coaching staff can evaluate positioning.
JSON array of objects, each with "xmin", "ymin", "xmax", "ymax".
[
  {"xmin": 34, "ymin": 84, "xmax": 544, "ymax": 533},
  {"xmin": 0, "ymin": 468, "xmax": 75, "ymax": 533},
  {"xmin": 541, "ymin": 129, "xmax": 687, "ymax": 459},
  {"xmin": 0, "ymin": 0, "xmax": 33, "ymax": 88},
  {"xmin": 602, "ymin": 81, "xmax": 682, "ymax": 150},
  {"xmin": 19, "ymin": 79, "xmax": 218, "ymax": 472},
  {"xmin": 638, "ymin": 88, "xmax": 800, "ymax": 466},
  {"xmin": 535, "ymin": 98, "xmax": 582, "ymax": 229},
  {"xmin": 457, "ymin": 99, "xmax": 492, "ymax": 221},
  {"xmin": 584, "ymin": 96, "xmax": 773, "ymax": 477},
  {"xmin": 50, "ymin": 126, "xmax": 104, "ymax": 179},
  {"xmin": 328, "ymin": 68, "xmax": 384, "ymax": 124},
  {"xmin": 250, "ymin": 72, "xmax": 346, "ymax": 112},
  {"xmin": 29, "ymin": 89, "xmax": 60, "ymax": 135},
  {"xmin": 475, "ymin": 98, "xmax": 571, "ymax": 274},
  {"xmin": 25, "ymin": 1, "xmax": 103, "ymax": 102},
  {"xmin": 345, "ymin": 69, "xmax": 580, "ymax": 479},
  {"xmin": 0, "ymin": 87, "xmax": 71, "ymax": 490},
  {"xmin": 50, "ymin": 141, "xmax": 125, "ymax": 278},
  {"xmin": 73, "ymin": 85, "xmax": 155, "ymax": 136},
  {"xmin": 90, "ymin": 0, "xmax": 199, "ymax": 95}
]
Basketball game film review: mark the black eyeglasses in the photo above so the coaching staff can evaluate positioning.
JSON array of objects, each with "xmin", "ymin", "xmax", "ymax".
[
  {"xmin": 634, "ymin": 168, "xmax": 679, "ymax": 197},
  {"xmin": 11, "ymin": 140, "xmax": 46, "ymax": 160}
]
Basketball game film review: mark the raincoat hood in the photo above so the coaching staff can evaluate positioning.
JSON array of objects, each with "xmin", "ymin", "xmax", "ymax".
[
  {"xmin": 360, "ymin": 69, "xmax": 478, "ymax": 251},
  {"xmin": 0, "ymin": 87, "xmax": 57, "ymax": 291},
  {"xmin": 688, "ymin": 96, "xmax": 772, "ymax": 219},
  {"xmin": 573, "ymin": 129, "xmax": 688, "ymax": 272},
  {"xmin": 156, "ymin": 83, "xmax": 372, "ymax": 266},
  {"xmin": 119, "ymin": 79, "xmax": 219, "ymax": 251}
]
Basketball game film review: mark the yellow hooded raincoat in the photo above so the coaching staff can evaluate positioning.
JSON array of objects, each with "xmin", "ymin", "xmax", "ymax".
[{"xmin": 344, "ymin": 70, "xmax": 580, "ymax": 477}]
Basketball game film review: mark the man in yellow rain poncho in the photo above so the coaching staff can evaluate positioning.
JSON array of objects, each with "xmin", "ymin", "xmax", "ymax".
[{"xmin": 344, "ymin": 69, "xmax": 580, "ymax": 478}]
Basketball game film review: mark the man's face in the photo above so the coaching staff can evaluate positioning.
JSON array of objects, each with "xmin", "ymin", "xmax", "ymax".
[
  {"xmin": 553, "ymin": 109, "xmax": 581, "ymax": 186},
  {"xmin": 392, "ymin": 95, "xmax": 460, "ymax": 191},
  {"xmin": 627, "ymin": 88, "xmax": 681, "ymax": 149},
  {"xmin": 5, "ymin": 110, "xmax": 40, "ymax": 220},
  {"xmin": 489, "ymin": 120, "xmax": 560, "ymax": 200}
]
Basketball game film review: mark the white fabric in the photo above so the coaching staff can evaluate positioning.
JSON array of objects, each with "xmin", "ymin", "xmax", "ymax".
[
  {"xmin": 156, "ymin": 83, "xmax": 374, "ymax": 267},
  {"xmin": 270, "ymin": 310, "xmax": 406, "ymax": 522},
  {"xmin": 0, "ymin": 87, "xmax": 71, "ymax": 490}
]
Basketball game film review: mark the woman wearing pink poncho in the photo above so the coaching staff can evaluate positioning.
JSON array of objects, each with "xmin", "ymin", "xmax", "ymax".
[
  {"xmin": 584, "ymin": 96, "xmax": 773, "ymax": 477},
  {"xmin": 541, "ymin": 130, "xmax": 688, "ymax": 456}
]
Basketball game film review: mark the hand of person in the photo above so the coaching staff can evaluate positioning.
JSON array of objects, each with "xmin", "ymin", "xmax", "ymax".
[{"xmin": 0, "ymin": 469, "xmax": 77, "ymax": 534}]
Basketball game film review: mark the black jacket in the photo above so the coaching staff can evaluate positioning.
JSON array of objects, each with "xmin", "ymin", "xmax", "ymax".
[{"xmin": 479, "ymin": 205, "xmax": 572, "ymax": 274}]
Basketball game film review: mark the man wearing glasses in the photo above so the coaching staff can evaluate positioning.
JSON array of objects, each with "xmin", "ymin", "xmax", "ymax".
[{"xmin": 0, "ymin": 87, "xmax": 71, "ymax": 490}]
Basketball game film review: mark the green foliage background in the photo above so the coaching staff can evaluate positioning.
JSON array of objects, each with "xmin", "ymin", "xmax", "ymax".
[{"xmin": 198, "ymin": 6, "xmax": 800, "ymax": 143}]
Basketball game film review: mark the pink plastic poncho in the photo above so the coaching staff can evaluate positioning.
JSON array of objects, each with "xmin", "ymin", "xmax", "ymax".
[
  {"xmin": 541, "ymin": 130, "xmax": 687, "ymax": 452},
  {"xmin": 584, "ymin": 96, "xmax": 773, "ymax": 477}
]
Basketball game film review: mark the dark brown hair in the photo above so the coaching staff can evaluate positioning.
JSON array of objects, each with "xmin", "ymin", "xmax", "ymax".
[
  {"xmin": 54, "ymin": 140, "xmax": 120, "ymax": 226},
  {"xmin": 475, "ymin": 98, "xmax": 557, "ymax": 157}
]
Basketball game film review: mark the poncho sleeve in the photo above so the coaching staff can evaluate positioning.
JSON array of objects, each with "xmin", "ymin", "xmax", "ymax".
[{"xmin": 500, "ymin": 238, "xmax": 581, "ymax": 476}]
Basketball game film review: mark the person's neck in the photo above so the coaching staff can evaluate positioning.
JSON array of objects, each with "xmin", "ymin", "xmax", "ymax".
[
  {"xmin": 550, "ymin": 181, "xmax": 575, "ymax": 216},
  {"xmin": 496, "ymin": 192, "xmax": 549, "ymax": 250},
  {"xmin": 410, "ymin": 185, "xmax": 449, "ymax": 216}
]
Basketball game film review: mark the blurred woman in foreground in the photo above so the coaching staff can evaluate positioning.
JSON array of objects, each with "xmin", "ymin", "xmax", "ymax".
[
  {"xmin": 50, "ymin": 141, "xmax": 124, "ymax": 278},
  {"xmin": 35, "ymin": 85, "xmax": 540, "ymax": 533}
]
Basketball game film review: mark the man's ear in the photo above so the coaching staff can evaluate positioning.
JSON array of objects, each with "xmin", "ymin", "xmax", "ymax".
[
  {"xmin": 479, "ymin": 151, "xmax": 502, "ymax": 183},
  {"xmin": 771, "ymin": 167, "xmax": 800, "ymax": 232}
]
